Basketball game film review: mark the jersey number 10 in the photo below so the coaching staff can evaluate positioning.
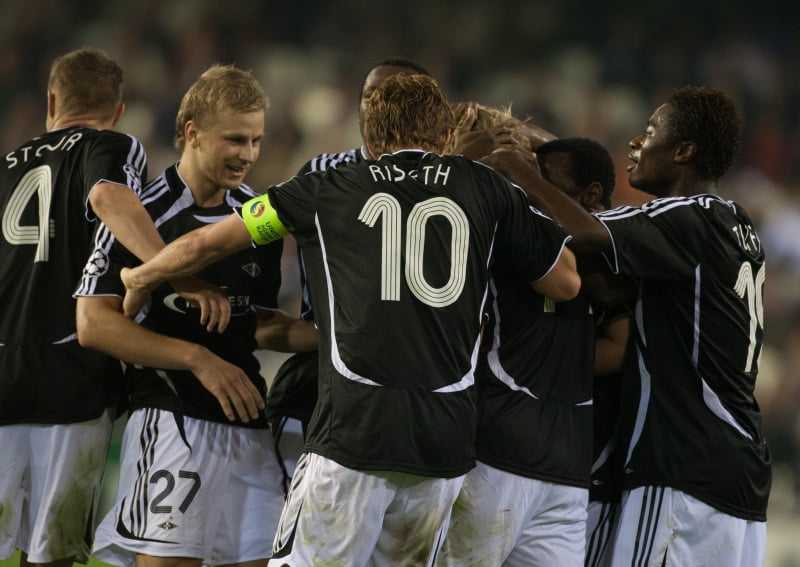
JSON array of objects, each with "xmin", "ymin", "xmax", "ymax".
[
  {"xmin": 734, "ymin": 261, "xmax": 765, "ymax": 373},
  {"xmin": 359, "ymin": 193, "xmax": 469, "ymax": 308}
]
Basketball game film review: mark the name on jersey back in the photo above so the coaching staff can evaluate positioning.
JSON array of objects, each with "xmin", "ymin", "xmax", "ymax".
[
  {"xmin": 368, "ymin": 163, "xmax": 451, "ymax": 185},
  {"xmin": 6, "ymin": 132, "xmax": 83, "ymax": 168}
]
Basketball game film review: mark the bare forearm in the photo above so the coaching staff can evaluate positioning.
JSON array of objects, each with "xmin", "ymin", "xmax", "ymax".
[
  {"xmin": 125, "ymin": 215, "xmax": 250, "ymax": 292},
  {"xmin": 90, "ymin": 182, "xmax": 165, "ymax": 261},
  {"xmin": 256, "ymin": 316, "xmax": 319, "ymax": 352},
  {"xmin": 77, "ymin": 297, "xmax": 208, "ymax": 370}
]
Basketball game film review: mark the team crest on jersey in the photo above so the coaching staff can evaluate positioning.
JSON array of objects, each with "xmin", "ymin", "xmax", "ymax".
[
  {"xmin": 241, "ymin": 262, "xmax": 261, "ymax": 278},
  {"xmin": 83, "ymin": 249, "xmax": 110, "ymax": 277}
]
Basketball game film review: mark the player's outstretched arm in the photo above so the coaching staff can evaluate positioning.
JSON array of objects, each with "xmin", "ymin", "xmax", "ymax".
[
  {"xmin": 91, "ymin": 181, "xmax": 232, "ymax": 330},
  {"xmin": 482, "ymin": 147, "xmax": 611, "ymax": 253},
  {"xmin": 76, "ymin": 295, "xmax": 264, "ymax": 422},
  {"xmin": 121, "ymin": 214, "xmax": 252, "ymax": 315}
]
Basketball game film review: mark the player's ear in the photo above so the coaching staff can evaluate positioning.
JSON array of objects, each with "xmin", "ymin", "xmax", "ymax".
[
  {"xmin": 185, "ymin": 120, "xmax": 200, "ymax": 148},
  {"xmin": 46, "ymin": 90, "xmax": 57, "ymax": 130},
  {"xmin": 110, "ymin": 102, "xmax": 125, "ymax": 127},
  {"xmin": 674, "ymin": 141, "xmax": 696, "ymax": 164},
  {"xmin": 579, "ymin": 182, "xmax": 603, "ymax": 211}
]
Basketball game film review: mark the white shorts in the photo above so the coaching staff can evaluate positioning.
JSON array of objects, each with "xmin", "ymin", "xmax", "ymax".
[
  {"xmin": 269, "ymin": 452, "xmax": 464, "ymax": 567},
  {"xmin": 607, "ymin": 485, "xmax": 767, "ymax": 567},
  {"xmin": 93, "ymin": 408, "xmax": 285, "ymax": 565},
  {"xmin": 0, "ymin": 410, "xmax": 114, "ymax": 563},
  {"xmin": 585, "ymin": 500, "xmax": 618, "ymax": 567},
  {"xmin": 437, "ymin": 461, "xmax": 588, "ymax": 567}
]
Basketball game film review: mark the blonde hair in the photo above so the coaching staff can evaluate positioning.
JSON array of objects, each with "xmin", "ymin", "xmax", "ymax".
[
  {"xmin": 174, "ymin": 64, "xmax": 269, "ymax": 151},
  {"xmin": 363, "ymin": 74, "xmax": 455, "ymax": 156},
  {"xmin": 450, "ymin": 101, "xmax": 556, "ymax": 153},
  {"xmin": 48, "ymin": 48, "xmax": 123, "ymax": 121}
]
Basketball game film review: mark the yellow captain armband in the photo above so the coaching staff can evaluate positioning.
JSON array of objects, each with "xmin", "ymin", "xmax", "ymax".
[{"xmin": 241, "ymin": 194, "xmax": 289, "ymax": 245}]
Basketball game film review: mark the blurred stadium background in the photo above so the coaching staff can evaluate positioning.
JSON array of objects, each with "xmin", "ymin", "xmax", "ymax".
[{"xmin": 2, "ymin": 0, "xmax": 800, "ymax": 564}]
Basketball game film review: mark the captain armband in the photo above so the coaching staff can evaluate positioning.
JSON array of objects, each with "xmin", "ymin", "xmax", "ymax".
[{"xmin": 241, "ymin": 194, "xmax": 289, "ymax": 245}]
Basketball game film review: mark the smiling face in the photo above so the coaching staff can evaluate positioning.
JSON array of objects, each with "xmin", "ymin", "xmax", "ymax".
[
  {"xmin": 186, "ymin": 107, "xmax": 264, "ymax": 193},
  {"xmin": 627, "ymin": 103, "xmax": 681, "ymax": 198}
]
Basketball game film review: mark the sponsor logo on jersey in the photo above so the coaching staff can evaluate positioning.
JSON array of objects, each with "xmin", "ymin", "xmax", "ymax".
[{"xmin": 163, "ymin": 293, "xmax": 190, "ymax": 314}]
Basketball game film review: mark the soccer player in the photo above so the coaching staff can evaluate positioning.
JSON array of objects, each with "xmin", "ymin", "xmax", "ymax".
[
  {"xmin": 116, "ymin": 73, "xmax": 581, "ymax": 565},
  {"xmin": 267, "ymin": 57, "xmax": 433, "ymax": 478},
  {"xmin": 488, "ymin": 86, "xmax": 771, "ymax": 567},
  {"xmin": 80, "ymin": 64, "xmax": 298, "ymax": 566},
  {"xmin": 0, "ymin": 47, "xmax": 175, "ymax": 567},
  {"xmin": 439, "ymin": 136, "xmax": 619, "ymax": 566}
]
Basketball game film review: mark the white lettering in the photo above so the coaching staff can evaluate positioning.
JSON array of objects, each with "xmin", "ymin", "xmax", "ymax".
[
  {"xmin": 369, "ymin": 164, "xmax": 386, "ymax": 182},
  {"xmin": 434, "ymin": 164, "xmax": 451, "ymax": 185},
  {"xmin": 391, "ymin": 163, "xmax": 406, "ymax": 181},
  {"xmin": 62, "ymin": 132, "xmax": 82, "ymax": 152},
  {"xmin": 732, "ymin": 223, "xmax": 761, "ymax": 255},
  {"xmin": 6, "ymin": 133, "xmax": 85, "ymax": 169}
]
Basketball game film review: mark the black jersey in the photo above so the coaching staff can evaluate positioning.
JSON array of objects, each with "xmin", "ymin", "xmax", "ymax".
[
  {"xmin": 297, "ymin": 146, "xmax": 368, "ymax": 176},
  {"xmin": 597, "ymin": 194, "xmax": 771, "ymax": 520},
  {"xmin": 261, "ymin": 149, "xmax": 571, "ymax": 477},
  {"xmin": 86, "ymin": 165, "xmax": 283, "ymax": 428},
  {"xmin": 589, "ymin": 306, "xmax": 629, "ymax": 503},
  {"xmin": 0, "ymin": 127, "xmax": 146, "ymax": 425},
  {"xmin": 296, "ymin": 146, "xmax": 369, "ymax": 321},
  {"xmin": 475, "ymin": 258, "xmax": 594, "ymax": 488}
]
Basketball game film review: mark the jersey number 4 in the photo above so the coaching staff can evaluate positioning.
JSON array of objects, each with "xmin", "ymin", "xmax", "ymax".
[
  {"xmin": 2, "ymin": 166, "xmax": 54, "ymax": 262},
  {"xmin": 359, "ymin": 193, "xmax": 468, "ymax": 307}
]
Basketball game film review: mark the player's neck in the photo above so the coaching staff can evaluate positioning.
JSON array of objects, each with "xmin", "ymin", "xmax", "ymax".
[
  {"xmin": 49, "ymin": 114, "xmax": 113, "ymax": 132},
  {"xmin": 176, "ymin": 160, "xmax": 227, "ymax": 208}
]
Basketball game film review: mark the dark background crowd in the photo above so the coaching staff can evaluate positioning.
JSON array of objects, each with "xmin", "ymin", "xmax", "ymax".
[{"xmin": 2, "ymin": 0, "xmax": 800, "ymax": 563}]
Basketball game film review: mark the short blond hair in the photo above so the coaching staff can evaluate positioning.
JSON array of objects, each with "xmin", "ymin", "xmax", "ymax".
[
  {"xmin": 450, "ymin": 101, "xmax": 556, "ymax": 153},
  {"xmin": 363, "ymin": 74, "xmax": 454, "ymax": 156},
  {"xmin": 174, "ymin": 64, "xmax": 269, "ymax": 151},
  {"xmin": 48, "ymin": 48, "xmax": 123, "ymax": 121}
]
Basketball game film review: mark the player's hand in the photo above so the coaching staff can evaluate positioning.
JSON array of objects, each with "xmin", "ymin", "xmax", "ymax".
[
  {"xmin": 120, "ymin": 267, "xmax": 151, "ymax": 318},
  {"xmin": 191, "ymin": 349, "xmax": 265, "ymax": 422},
  {"xmin": 479, "ymin": 145, "xmax": 540, "ymax": 183},
  {"xmin": 170, "ymin": 276, "xmax": 231, "ymax": 334},
  {"xmin": 454, "ymin": 127, "xmax": 517, "ymax": 160}
]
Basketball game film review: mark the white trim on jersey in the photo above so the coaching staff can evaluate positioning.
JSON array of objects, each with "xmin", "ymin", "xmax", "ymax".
[
  {"xmin": 140, "ymin": 177, "xmax": 170, "ymax": 204},
  {"xmin": 591, "ymin": 423, "xmax": 618, "ymax": 475},
  {"xmin": 123, "ymin": 134, "xmax": 147, "ymax": 195},
  {"xmin": 317, "ymin": 213, "xmax": 382, "ymax": 387},
  {"xmin": 624, "ymin": 345, "xmax": 651, "ymax": 469},
  {"xmin": 154, "ymin": 186, "xmax": 196, "ymax": 228},
  {"xmin": 315, "ymin": 210, "xmax": 480, "ymax": 393},
  {"xmin": 693, "ymin": 265, "xmax": 753, "ymax": 440},
  {"xmin": 486, "ymin": 279, "xmax": 539, "ymax": 400}
]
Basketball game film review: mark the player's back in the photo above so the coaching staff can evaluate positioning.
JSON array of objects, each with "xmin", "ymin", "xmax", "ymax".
[
  {"xmin": 280, "ymin": 150, "xmax": 562, "ymax": 389},
  {"xmin": 266, "ymin": 149, "xmax": 571, "ymax": 476},
  {"xmin": 0, "ymin": 126, "xmax": 146, "ymax": 424}
]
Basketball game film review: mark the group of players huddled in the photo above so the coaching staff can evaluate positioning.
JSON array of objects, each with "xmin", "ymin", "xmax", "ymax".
[{"xmin": 0, "ymin": 49, "xmax": 769, "ymax": 567}]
